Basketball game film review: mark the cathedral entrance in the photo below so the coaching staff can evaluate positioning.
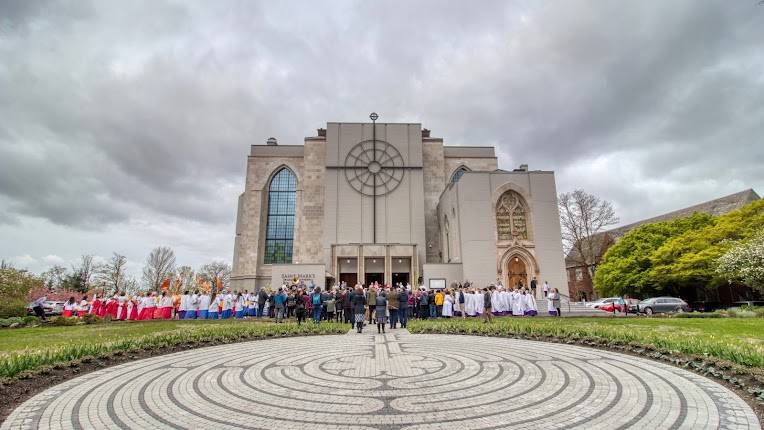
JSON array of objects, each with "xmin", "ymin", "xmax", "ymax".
[
  {"xmin": 364, "ymin": 257, "xmax": 384, "ymax": 286},
  {"xmin": 507, "ymin": 256, "xmax": 528, "ymax": 289}
]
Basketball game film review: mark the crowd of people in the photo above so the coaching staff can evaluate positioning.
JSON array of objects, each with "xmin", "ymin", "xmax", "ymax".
[{"xmin": 35, "ymin": 281, "xmax": 564, "ymax": 328}]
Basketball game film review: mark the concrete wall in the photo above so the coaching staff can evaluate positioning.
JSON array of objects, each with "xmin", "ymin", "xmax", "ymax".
[
  {"xmin": 440, "ymin": 170, "xmax": 568, "ymax": 294},
  {"xmin": 423, "ymin": 263, "xmax": 463, "ymax": 290},
  {"xmin": 323, "ymin": 123, "xmax": 427, "ymax": 276}
]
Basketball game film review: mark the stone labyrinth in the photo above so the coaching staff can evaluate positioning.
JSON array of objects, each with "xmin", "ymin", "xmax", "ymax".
[{"xmin": 2, "ymin": 331, "xmax": 759, "ymax": 430}]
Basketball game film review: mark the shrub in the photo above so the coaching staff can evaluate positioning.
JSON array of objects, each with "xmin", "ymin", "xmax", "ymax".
[
  {"xmin": 81, "ymin": 313, "xmax": 101, "ymax": 325},
  {"xmin": 674, "ymin": 312, "xmax": 722, "ymax": 318},
  {"xmin": 50, "ymin": 316, "xmax": 78, "ymax": 326}
]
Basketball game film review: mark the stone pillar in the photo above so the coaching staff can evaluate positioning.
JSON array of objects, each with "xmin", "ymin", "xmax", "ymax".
[{"xmin": 384, "ymin": 246, "xmax": 392, "ymax": 286}]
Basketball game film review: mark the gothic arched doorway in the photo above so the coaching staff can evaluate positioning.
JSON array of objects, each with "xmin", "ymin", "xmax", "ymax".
[{"xmin": 507, "ymin": 256, "xmax": 528, "ymax": 289}]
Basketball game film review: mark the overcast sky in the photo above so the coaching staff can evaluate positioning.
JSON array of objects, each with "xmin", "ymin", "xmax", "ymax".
[{"xmin": 1, "ymin": 0, "xmax": 762, "ymax": 277}]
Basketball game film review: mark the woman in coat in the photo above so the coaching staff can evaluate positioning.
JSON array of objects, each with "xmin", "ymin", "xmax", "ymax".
[
  {"xmin": 351, "ymin": 285, "xmax": 367, "ymax": 333},
  {"xmin": 375, "ymin": 293, "xmax": 388, "ymax": 334}
]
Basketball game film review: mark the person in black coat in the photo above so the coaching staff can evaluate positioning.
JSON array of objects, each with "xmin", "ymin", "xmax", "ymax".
[
  {"xmin": 398, "ymin": 288, "xmax": 409, "ymax": 328},
  {"xmin": 350, "ymin": 286, "xmax": 367, "ymax": 333}
]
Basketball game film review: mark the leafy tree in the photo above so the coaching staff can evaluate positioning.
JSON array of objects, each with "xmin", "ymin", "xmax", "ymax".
[
  {"xmin": 594, "ymin": 213, "xmax": 714, "ymax": 297},
  {"xmin": 0, "ymin": 268, "xmax": 43, "ymax": 317},
  {"xmin": 594, "ymin": 199, "xmax": 764, "ymax": 298},
  {"xmin": 717, "ymin": 232, "xmax": 764, "ymax": 294},
  {"xmin": 649, "ymin": 199, "xmax": 764, "ymax": 289}
]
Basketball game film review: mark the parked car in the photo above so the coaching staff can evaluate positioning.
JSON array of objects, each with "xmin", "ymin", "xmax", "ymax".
[
  {"xmin": 600, "ymin": 299, "xmax": 640, "ymax": 314},
  {"xmin": 587, "ymin": 297, "xmax": 620, "ymax": 309},
  {"xmin": 26, "ymin": 300, "xmax": 65, "ymax": 316},
  {"xmin": 599, "ymin": 302, "xmax": 624, "ymax": 313},
  {"xmin": 638, "ymin": 297, "xmax": 690, "ymax": 315}
]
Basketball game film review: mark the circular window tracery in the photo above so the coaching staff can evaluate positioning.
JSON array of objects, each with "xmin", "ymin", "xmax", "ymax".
[{"xmin": 344, "ymin": 140, "xmax": 404, "ymax": 196}]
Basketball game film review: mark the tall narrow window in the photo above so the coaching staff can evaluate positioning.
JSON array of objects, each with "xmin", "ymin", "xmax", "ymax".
[
  {"xmin": 264, "ymin": 168, "xmax": 296, "ymax": 264},
  {"xmin": 450, "ymin": 166, "xmax": 470, "ymax": 184}
]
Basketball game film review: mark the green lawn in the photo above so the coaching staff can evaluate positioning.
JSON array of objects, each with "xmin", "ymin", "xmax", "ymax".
[
  {"xmin": 0, "ymin": 319, "xmax": 276, "ymax": 354},
  {"xmin": 0, "ymin": 319, "xmax": 348, "ymax": 378},
  {"xmin": 408, "ymin": 317, "xmax": 764, "ymax": 368}
]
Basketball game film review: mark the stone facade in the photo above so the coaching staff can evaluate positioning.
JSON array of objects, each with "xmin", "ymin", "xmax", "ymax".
[{"xmin": 232, "ymin": 119, "xmax": 566, "ymax": 294}]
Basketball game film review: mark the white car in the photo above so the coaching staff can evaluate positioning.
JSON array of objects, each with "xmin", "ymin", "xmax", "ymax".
[{"xmin": 587, "ymin": 297, "xmax": 620, "ymax": 309}]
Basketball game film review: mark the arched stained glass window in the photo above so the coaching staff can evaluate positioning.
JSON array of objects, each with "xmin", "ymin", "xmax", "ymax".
[
  {"xmin": 264, "ymin": 168, "xmax": 296, "ymax": 264},
  {"xmin": 450, "ymin": 166, "xmax": 470, "ymax": 184}
]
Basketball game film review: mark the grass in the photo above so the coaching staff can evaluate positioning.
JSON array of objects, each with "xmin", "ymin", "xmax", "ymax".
[
  {"xmin": 0, "ymin": 319, "xmax": 348, "ymax": 378},
  {"xmin": 408, "ymin": 317, "xmax": 764, "ymax": 368}
]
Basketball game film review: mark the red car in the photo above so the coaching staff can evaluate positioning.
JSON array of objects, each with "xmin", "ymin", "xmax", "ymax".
[{"xmin": 600, "ymin": 302, "xmax": 625, "ymax": 313}]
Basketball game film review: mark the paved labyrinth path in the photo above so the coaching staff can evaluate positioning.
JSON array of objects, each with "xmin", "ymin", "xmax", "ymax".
[{"xmin": 2, "ymin": 330, "xmax": 759, "ymax": 430}]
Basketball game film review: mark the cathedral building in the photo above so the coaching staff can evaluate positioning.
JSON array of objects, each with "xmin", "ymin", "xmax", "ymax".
[{"xmin": 232, "ymin": 114, "xmax": 567, "ymax": 296}]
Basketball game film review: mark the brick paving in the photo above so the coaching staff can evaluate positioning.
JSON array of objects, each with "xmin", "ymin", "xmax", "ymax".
[{"xmin": 1, "ymin": 329, "xmax": 759, "ymax": 429}]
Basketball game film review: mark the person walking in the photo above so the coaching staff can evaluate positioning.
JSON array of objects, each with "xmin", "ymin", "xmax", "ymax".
[
  {"xmin": 32, "ymin": 294, "xmax": 47, "ymax": 320},
  {"xmin": 375, "ymin": 292, "xmax": 388, "ymax": 334},
  {"xmin": 542, "ymin": 281, "xmax": 549, "ymax": 298},
  {"xmin": 530, "ymin": 277, "xmax": 537, "ymax": 298},
  {"xmin": 351, "ymin": 285, "xmax": 367, "ymax": 333},
  {"xmin": 482, "ymin": 287, "xmax": 493, "ymax": 323},
  {"xmin": 549, "ymin": 288, "xmax": 562, "ymax": 317}
]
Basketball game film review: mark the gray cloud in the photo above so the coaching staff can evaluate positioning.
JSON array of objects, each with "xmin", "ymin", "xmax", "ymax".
[{"xmin": 0, "ymin": 0, "xmax": 762, "ymax": 270}]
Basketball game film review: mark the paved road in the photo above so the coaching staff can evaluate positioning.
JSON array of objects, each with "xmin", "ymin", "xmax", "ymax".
[{"xmin": 2, "ymin": 330, "xmax": 759, "ymax": 429}]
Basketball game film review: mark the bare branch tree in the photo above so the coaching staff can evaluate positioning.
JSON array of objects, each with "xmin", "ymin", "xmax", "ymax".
[
  {"xmin": 41, "ymin": 265, "xmax": 67, "ymax": 290},
  {"xmin": 75, "ymin": 255, "xmax": 99, "ymax": 291},
  {"xmin": 177, "ymin": 265, "xmax": 195, "ymax": 292},
  {"xmin": 559, "ymin": 189, "xmax": 619, "ymax": 274},
  {"xmin": 200, "ymin": 261, "xmax": 231, "ymax": 291},
  {"xmin": 97, "ymin": 253, "xmax": 128, "ymax": 295},
  {"xmin": 142, "ymin": 246, "xmax": 176, "ymax": 291}
]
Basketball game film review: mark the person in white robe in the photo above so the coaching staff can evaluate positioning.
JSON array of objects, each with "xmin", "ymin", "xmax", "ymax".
[
  {"xmin": 499, "ymin": 288, "xmax": 510, "ymax": 315},
  {"xmin": 442, "ymin": 291, "xmax": 453, "ymax": 317},
  {"xmin": 490, "ymin": 288, "xmax": 500, "ymax": 316},
  {"xmin": 523, "ymin": 290, "xmax": 538, "ymax": 316},
  {"xmin": 473, "ymin": 291, "xmax": 484, "ymax": 315},
  {"xmin": 511, "ymin": 289, "xmax": 524, "ymax": 316},
  {"xmin": 453, "ymin": 287, "xmax": 462, "ymax": 316},
  {"xmin": 179, "ymin": 291, "xmax": 189, "ymax": 319}
]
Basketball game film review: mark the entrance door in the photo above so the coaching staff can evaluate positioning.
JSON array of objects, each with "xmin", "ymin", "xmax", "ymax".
[
  {"xmin": 365, "ymin": 273, "xmax": 384, "ymax": 286},
  {"xmin": 392, "ymin": 272, "xmax": 409, "ymax": 286},
  {"xmin": 339, "ymin": 273, "xmax": 357, "ymax": 288},
  {"xmin": 508, "ymin": 257, "xmax": 528, "ymax": 289}
]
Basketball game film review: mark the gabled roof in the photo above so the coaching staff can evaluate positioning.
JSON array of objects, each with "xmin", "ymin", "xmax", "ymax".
[{"xmin": 564, "ymin": 189, "xmax": 760, "ymax": 268}]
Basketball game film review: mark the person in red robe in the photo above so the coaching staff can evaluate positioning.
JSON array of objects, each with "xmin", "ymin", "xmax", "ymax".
[
  {"xmin": 129, "ymin": 297, "xmax": 139, "ymax": 320},
  {"xmin": 98, "ymin": 296, "xmax": 110, "ymax": 318},
  {"xmin": 104, "ymin": 295, "xmax": 118, "ymax": 319},
  {"xmin": 90, "ymin": 294, "xmax": 102, "ymax": 317}
]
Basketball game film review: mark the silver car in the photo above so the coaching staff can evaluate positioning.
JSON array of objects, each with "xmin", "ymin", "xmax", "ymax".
[{"xmin": 638, "ymin": 297, "xmax": 690, "ymax": 315}]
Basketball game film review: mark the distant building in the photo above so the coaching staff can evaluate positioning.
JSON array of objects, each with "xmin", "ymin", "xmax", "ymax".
[
  {"xmin": 566, "ymin": 189, "xmax": 761, "ymax": 301},
  {"xmin": 231, "ymin": 116, "xmax": 568, "ymax": 296}
]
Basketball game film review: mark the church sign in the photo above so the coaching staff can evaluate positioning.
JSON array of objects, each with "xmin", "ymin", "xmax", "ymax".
[{"xmin": 270, "ymin": 264, "xmax": 325, "ymax": 290}]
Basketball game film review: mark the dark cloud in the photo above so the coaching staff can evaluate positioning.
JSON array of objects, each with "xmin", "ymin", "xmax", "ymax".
[{"xmin": 0, "ymin": 0, "xmax": 762, "ymax": 237}]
